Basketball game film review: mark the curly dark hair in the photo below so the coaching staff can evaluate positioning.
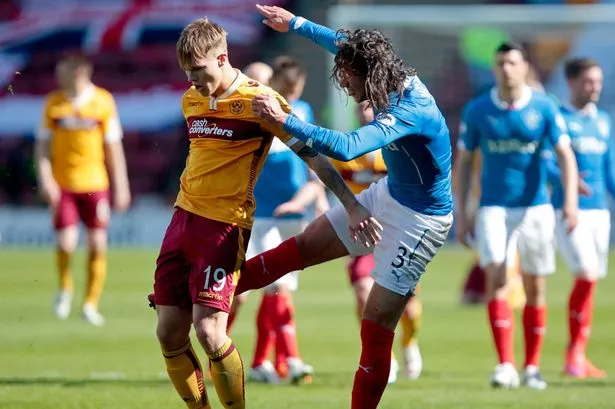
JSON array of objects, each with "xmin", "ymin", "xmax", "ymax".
[{"xmin": 332, "ymin": 29, "xmax": 416, "ymax": 112}]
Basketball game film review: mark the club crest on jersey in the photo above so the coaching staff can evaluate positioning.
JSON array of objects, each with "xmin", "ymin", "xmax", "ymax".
[
  {"xmin": 568, "ymin": 121, "xmax": 582, "ymax": 133},
  {"xmin": 523, "ymin": 109, "xmax": 542, "ymax": 131},
  {"xmin": 597, "ymin": 118, "xmax": 610, "ymax": 138},
  {"xmin": 230, "ymin": 100, "xmax": 245, "ymax": 115},
  {"xmin": 376, "ymin": 113, "xmax": 396, "ymax": 127}
]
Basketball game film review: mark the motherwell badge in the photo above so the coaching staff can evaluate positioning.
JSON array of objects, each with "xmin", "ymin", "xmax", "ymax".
[{"xmin": 230, "ymin": 100, "xmax": 245, "ymax": 115}]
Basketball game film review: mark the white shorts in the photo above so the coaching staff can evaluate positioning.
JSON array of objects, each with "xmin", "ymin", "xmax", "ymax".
[
  {"xmin": 246, "ymin": 218, "xmax": 307, "ymax": 292},
  {"xmin": 555, "ymin": 209, "xmax": 610, "ymax": 278},
  {"xmin": 325, "ymin": 178, "xmax": 453, "ymax": 296},
  {"xmin": 476, "ymin": 204, "xmax": 555, "ymax": 276}
]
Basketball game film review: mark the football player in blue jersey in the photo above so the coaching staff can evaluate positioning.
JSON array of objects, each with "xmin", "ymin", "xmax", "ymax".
[
  {"xmin": 245, "ymin": 56, "xmax": 324, "ymax": 384},
  {"xmin": 454, "ymin": 42, "xmax": 579, "ymax": 390},
  {"xmin": 238, "ymin": 5, "xmax": 453, "ymax": 408},
  {"xmin": 547, "ymin": 58, "xmax": 611, "ymax": 379}
]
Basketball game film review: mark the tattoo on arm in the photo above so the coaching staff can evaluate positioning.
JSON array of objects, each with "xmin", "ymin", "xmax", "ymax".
[{"xmin": 296, "ymin": 150, "xmax": 357, "ymax": 209}]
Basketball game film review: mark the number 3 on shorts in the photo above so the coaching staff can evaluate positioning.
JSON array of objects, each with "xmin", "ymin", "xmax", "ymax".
[
  {"xmin": 203, "ymin": 265, "xmax": 226, "ymax": 292},
  {"xmin": 391, "ymin": 246, "xmax": 408, "ymax": 269}
]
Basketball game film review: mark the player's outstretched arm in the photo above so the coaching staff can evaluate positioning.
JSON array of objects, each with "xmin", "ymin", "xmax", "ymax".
[
  {"xmin": 252, "ymin": 94, "xmax": 413, "ymax": 161},
  {"xmin": 256, "ymin": 4, "xmax": 340, "ymax": 54}
]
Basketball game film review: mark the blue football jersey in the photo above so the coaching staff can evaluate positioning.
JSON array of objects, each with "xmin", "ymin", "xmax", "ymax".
[
  {"xmin": 253, "ymin": 99, "xmax": 312, "ymax": 219},
  {"xmin": 284, "ymin": 17, "xmax": 453, "ymax": 216},
  {"xmin": 549, "ymin": 104, "xmax": 615, "ymax": 210},
  {"xmin": 460, "ymin": 87, "xmax": 568, "ymax": 208}
]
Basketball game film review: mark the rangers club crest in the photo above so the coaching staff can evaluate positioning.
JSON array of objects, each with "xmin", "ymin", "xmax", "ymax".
[
  {"xmin": 230, "ymin": 100, "xmax": 245, "ymax": 115},
  {"xmin": 597, "ymin": 118, "xmax": 610, "ymax": 138},
  {"xmin": 523, "ymin": 109, "xmax": 542, "ymax": 131}
]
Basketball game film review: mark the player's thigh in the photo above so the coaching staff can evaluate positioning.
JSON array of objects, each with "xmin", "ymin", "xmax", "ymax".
[
  {"xmin": 153, "ymin": 209, "xmax": 192, "ymax": 310},
  {"xmin": 592, "ymin": 210, "xmax": 610, "ymax": 279},
  {"xmin": 517, "ymin": 205, "xmax": 556, "ymax": 276},
  {"xmin": 372, "ymin": 206, "xmax": 453, "ymax": 298},
  {"xmin": 297, "ymin": 214, "xmax": 350, "ymax": 267},
  {"xmin": 78, "ymin": 190, "xmax": 111, "ymax": 230},
  {"xmin": 54, "ymin": 190, "xmax": 79, "ymax": 231},
  {"xmin": 475, "ymin": 206, "xmax": 508, "ymax": 268},
  {"xmin": 184, "ymin": 214, "xmax": 251, "ymax": 314}
]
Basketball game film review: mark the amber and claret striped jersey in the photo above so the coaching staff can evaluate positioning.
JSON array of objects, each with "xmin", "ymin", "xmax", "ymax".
[
  {"xmin": 36, "ymin": 85, "xmax": 122, "ymax": 192},
  {"xmin": 332, "ymin": 151, "xmax": 387, "ymax": 194},
  {"xmin": 175, "ymin": 71, "xmax": 295, "ymax": 229}
]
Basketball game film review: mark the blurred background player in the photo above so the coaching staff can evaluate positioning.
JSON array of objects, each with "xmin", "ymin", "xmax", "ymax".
[
  {"xmin": 548, "ymin": 58, "xmax": 612, "ymax": 379},
  {"xmin": 455, "ymin": 42, "xmax": 578, "ymax": 390},
  {"xmin": 333, "ymin": 100, "xmax": 423, "ymax": 383},
  {"xmin": 34, "ymin": 54, "xmax": 131, "ymax": 327},
  {"xmin": 243, "ymin": 56, "xmax": 325, "ymax": 384}
]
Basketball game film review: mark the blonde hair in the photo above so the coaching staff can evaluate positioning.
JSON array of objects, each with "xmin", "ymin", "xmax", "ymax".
[{"xmin": 176, "ymin": 18, "xmax": 227, "ymax": 69}]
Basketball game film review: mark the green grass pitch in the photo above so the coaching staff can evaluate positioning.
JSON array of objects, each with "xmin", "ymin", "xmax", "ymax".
[{"xmin": 1, "ymin": 247, "xmax": 614, "ymax": 408}]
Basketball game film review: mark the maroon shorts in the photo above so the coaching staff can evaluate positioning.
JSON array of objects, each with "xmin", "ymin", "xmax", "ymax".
[
  {"xmin": 347, "ymin": 254, "xmax": 375, "ymax": 285},
  {"xmin": 153, "ymin": 208, "xmax": 251, "ymax": 313},
  {"xmin": 54, "ymin": 190, "xmax": 110, "ymax": 230}
]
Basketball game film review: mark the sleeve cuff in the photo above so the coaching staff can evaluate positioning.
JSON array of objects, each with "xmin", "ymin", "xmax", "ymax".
[
  {"xmin": 289, "ymin": 16, "xmax": 307, "ymax": 31},
  {"xmin": 104, "ymin": 117, "xmax": 123, "ymax": 142},
  {"xmin": 35, "ymin": 126, "xmax": 51, "ymax": 140}
]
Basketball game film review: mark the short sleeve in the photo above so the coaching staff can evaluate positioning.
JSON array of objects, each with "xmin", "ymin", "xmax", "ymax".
[
  {"xmin": 102, "ymin": 94, "xmax": 123, "ymax": 143},
  {"xmin": 546, "ymin": 101, "xmax": 569, "ymax": 148},
  {"xmin": 260, "ymin": 93, "xmax": 295, "ymax": 145},
  {"xmin": 458, "ymin": 104, "xmax": 480, "ymax": 152}
]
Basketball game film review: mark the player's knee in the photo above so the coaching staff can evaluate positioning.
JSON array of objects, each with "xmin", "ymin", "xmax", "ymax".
[
  {"xmin": 156, "ymin": 318, "xmax": 190, "ymax": 351},
  {"xmin": 193, "ymin": 311, "xmax": 228, "ymax": 354},
  {"xmin": 56, "ymin": 227, "xmax": 79, "ymax": 253},
  {"xmin": 87, "ymin": 229, "xmax": 107, "ymax": 254},
  {"xmin": 521, "ymin": 275, "xmax": 546, "ymax": 306}
]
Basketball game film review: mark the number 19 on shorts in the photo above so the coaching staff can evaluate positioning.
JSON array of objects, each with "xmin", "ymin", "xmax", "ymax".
[{"xmin": 203, "ymin": 265, "xmax": 227, "ymax": 292}]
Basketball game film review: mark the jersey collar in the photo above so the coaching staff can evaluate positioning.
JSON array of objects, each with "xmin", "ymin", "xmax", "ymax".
[
  {"xmin": 565, "ymin": 101, "xmax": 598, "ymax": 118},
  {"xmin": 69, "ymin": 83, "xmax": 95, "ymax": 109},
  {"xmin": 490, "ymin": 85, "xmax": 532, "ymax": 111},
  {"xmin": 209, "ymin": 69, "xmax": 244, "ymax": 111}
]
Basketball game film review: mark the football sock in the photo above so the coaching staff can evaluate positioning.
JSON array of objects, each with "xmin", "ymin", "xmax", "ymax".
[
  {"xmin": 274, "ymin": 293, "xmax": 299, "ymax": 358},
  {"xmin": 235, "ymin": 238, "xmax": 304, "ymax": 295},
  {"xmin": 84, "ymin": 250, "xmax": 106, "ymax": 308},
  {"xmin": 208, "ymin": 338, "xmax": 245, "ymax": 409},
  {"xmin": 523, "ymin": 305, "xmax": 546, "ymax": 368},
  {"xmin": 252, "ymin": 294, "xmax": 275, "ymax": 367},
  {"xmin": 351, "ymin": 319, "xmax": 394, "ymax": 409},
  {"xmin": 400, "ymin": 299, "xmax": 422, "ymax": 348},
  {"xmin": 56, "ymin": 249, "xmax": 73, "ymax": 292},
  {"xmin": 568, "ymin": 278, "xmax": 596, "ymax": 357},
  {"xmin": 487, "ymin": 299, "xmax": 514, "ymax": 364},
  {"xmin": 163, "ymin": 340, "xmax": 210, "ymax": 409}
]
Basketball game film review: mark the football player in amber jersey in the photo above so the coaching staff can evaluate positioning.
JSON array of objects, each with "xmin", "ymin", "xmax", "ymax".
[
  {"xmin": 333, "ymin": 101, "xmax": 423, "ymax": 383},
  {"xmin": 151, "ymin": 18, "xmax": 380, "ymax": 409},
  {"xmin": 34, "ymin": 54, "xmax": 130, "ymax": 327}
]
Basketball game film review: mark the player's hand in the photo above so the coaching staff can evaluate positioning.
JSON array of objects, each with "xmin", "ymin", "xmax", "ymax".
[
  {"xmin": 273, "ymin": 200, "xmax": 306, "ymax": 217},
  {"xmin": 347, "ymin": 203, "xmax": 383, "ymax": 248},
  {"xmin": 562, "ymin": 204, "xmax": 578, "ymax": 234},
  {"xmin": 252, "ymin": 94, "xmax": 288, "ymax": 125},
  {"xmin": 39, "ymin": 179, "xmax": 61, "ymax": 208},
  {"xmin": 455, "ymin": 217, "xmax": 474, "ymax": 248},
  {"xmin": 113, "ymin": 186, "xmax": 131, "ymax": 213},
  {"xmin": 578, "ymin": 171, "xmax": 592, "ymax": 197},
  {"xmin": 256, "ymin": 4, "xmax": 295, "ymax": 32}
]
